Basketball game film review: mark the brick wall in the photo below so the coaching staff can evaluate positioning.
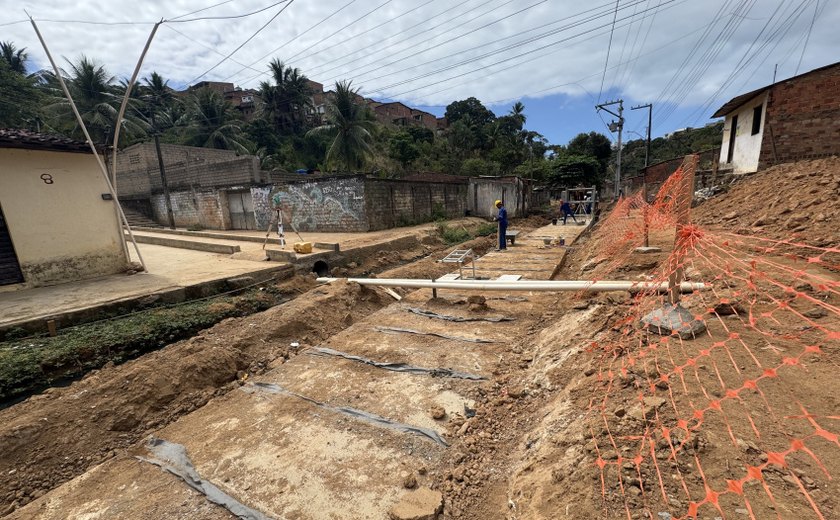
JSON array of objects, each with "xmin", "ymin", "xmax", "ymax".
[
  {"xmin": 151, "ymin": 189, "xmax": 231, "ymax": 229},
  {"xmin": 759, "ymin": 64, "xmax": 840, "ymax": 169},
  {"xmin": 116, "ymin": 144, "xmax": 261, "ymax": 198}
]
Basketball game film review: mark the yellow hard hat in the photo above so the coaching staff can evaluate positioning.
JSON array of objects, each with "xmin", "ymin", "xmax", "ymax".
[{"xmin": 494, "ymin": 200, "xmax": 502, "ymax": 207}]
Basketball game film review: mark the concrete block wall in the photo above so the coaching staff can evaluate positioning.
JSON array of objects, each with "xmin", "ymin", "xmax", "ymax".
[
  {"xmin": 152, "ymin": 189, "xmax": 231, "ymax": 230},
  {"xmin": 364, "ymin": 179, "xmax": 468, "ymax": 230},
  {"xmin": 268, "ymin": 176, "xmax": 369, "ymax": 232},
  {"xmin": 759, "ymin": 64, "xmax": 840, "ymax": 169},
  {"xmin": 468, "ymin": 178, "xmax": 526, "ymax": 218}
]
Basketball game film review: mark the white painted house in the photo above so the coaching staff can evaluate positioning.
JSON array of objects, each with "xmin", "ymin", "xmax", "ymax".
[
  {"xmin": 715, "ymin": 93, "xmax": 768, "ymax": 174},
  {"xmin": 712, "ymin": 61, "xmax": 840, "ymax": 174}
]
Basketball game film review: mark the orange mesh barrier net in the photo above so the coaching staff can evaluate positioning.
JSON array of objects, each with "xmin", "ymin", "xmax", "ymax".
[{"xmin": 582, "ymin": 155, "xmax": 840, "ymax": 519}]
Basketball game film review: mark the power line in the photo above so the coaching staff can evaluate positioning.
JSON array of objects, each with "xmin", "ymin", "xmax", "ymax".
[
  {"xmin": 795, "ymin": 0, "xmax": 819, "ymax": 74},
  {"xmin": 187, "ymin": 0, "xmax": 295, "ymax": 85},
  {"xmin": 310, "ymin": 0, "xmax": 521, "ymax": 85},
  {"xmin": 363, "ymin": 0, "xmax": 681, "ymax": 98},
  {"xmin": 283, "ymin": 0, "xmax": 397, "ymax": 63},
  {"xmin": 343, "ymin": 0, "xmax": 548, "ymax": 85},
  {"xmin": 167, "ymin": 0, "xmax": 292, "ymax": 23},
  {"xmin": 167, "ymin": 0, "xmax": 237, "ymax": 21},
  {"xmin": 357, "ymin": 0, "xmax": 661, "ymax": 93},
  {"xmin": 164, "ymin": 25, "xmax": 264, "ymax": 77},
  {"xmin": 286, "ymin": 0, "xmax": 438, "ymax": 66},
  {"xmin": 292, "ymin": 0, "xmax": 492, "ymax": 83},
  {"xmin": 222, "ymin": 0, "xmax": 360, "ymax": 83},
  {"xmin": 597, "ymin": 0, "xmax": 621, "ymax": 102}
]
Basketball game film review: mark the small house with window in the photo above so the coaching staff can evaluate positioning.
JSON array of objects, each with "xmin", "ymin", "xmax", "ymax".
[{"xmin": 712, "ymin": 61, "xmax": 840, "ymax": 174}]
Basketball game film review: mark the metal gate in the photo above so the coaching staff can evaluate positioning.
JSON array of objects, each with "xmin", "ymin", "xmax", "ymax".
[
  {"xmin": 228, "ymin": 191, "xmax": 257, "ymax": 230},
  {"xmin": 0, "ymin": 205, "xmax": 24, "ymax": 285}
]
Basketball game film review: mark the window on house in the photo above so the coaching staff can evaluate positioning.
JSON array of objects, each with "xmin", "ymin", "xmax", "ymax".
[
  {"xmin": 751, "ymin": 105, "xmax": 762, "ymax": 135},
  {"xmin": 414, "ymin": 114, "xmax": 422, "ymax": 121}
]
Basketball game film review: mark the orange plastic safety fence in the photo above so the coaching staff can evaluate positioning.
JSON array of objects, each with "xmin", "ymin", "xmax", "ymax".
[{"xmin": 581, "ymin": 157, "xmax": 839, "ymax": 519}]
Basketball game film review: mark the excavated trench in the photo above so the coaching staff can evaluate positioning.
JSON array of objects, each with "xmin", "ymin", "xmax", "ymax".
[
  {"xmin": 0, "ymin": 224, "xmax": 510, "ymax": 516},
  {"xmin": 2, "ymin": 220, "xmax": 590, "ymax": 520}
]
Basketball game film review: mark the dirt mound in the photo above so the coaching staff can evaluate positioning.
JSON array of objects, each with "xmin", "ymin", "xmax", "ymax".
[
  {"xmin": 694, "ymin": 157, "xmax": 840, "ymax": 246},
  {"xmin": 0, "ymin": 279, "xmax": 386, "ymax": 514}
]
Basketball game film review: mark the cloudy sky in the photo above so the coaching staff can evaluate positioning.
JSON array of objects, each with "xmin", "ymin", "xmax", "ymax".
[{"xmin": 3, "ymin": 0, "xmax": 837, "ymax": 144}]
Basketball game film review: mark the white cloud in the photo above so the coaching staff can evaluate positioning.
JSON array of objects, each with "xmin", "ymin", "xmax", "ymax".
[{"xmin": 5, "ymin": 0, "xmax": 837, "ymax": 129}]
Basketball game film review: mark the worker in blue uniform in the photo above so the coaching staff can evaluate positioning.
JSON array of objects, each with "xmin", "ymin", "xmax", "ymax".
[{"xmin": 494, "ymin": 199, "xmax": 508, "ymax": 250}]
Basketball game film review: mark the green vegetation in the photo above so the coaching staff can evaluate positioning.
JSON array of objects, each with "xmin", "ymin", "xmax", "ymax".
[
  {"xmin": 0, "ymin": 289, "xmax": 282, "ymax": 403},
  {"xmin": 436, "ymin": 222, "xmax": 473, "ymax": 245}
]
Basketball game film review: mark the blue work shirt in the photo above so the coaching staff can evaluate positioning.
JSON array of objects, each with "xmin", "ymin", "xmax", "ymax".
[
  {"xmin": 497, "ymin": 207, "xmax": 508, "ymax": 226},
  {"xmin": 560, "ymin": 202, "xmax": 574, "ymax": 215}
]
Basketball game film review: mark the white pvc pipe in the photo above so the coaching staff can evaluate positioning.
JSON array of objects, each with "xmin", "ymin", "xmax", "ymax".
[{"xmin": 316, "ymin": 278, "xmax": 707, "ymax": 293}]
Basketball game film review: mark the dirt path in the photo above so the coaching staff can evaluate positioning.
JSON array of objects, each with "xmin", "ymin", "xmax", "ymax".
[{"xmin": 6, "ymin": 223, "xmax": 584, "ymax": 519}]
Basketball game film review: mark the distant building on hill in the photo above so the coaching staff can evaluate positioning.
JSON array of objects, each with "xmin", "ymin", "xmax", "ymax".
[{"xmin": 712, "ymin": 61, "xmax": 840, "ymax": 174}]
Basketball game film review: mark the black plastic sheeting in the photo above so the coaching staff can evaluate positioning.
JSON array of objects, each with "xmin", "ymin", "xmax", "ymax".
[
  {"xmin": 406, "ymin": 307, "xmax": 514, "ymax": 323},
  {"xmin": 374, "ymin": 326, "xmax": 494, "ymax": 344},
  {"xmin": 244, "ymin": 382, "xmax": 449, "ymax": 447},
  {"xmin": 137, "ymin": 437, "xmax": 274, "ymax": 520},
  {"xmin": 308, "ymin": 347, "xmax": 486, "ymax": 380}
]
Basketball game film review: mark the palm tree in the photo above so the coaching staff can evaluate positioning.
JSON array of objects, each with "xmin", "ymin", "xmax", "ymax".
[
  {"xmin": 509, "ymin": 101, "xmax": 526, "ymax": 127},
  {"xmin": 182, "ymin": 87, "xmax": 251, "ymax": 153},
  {"xmin": 259, "ymin": 59, "xmax": 313, "ymax": 134},
  {"xmin": 0, "ymin": 41, "xmax": 27, "ymax": 74},
  {"xmin": 306, "ymin": 81, "xmax": 374, "ymax": 171},
  {"xmin": 43, "ymin": 56, "xmax": 145, "ymax": 145}
]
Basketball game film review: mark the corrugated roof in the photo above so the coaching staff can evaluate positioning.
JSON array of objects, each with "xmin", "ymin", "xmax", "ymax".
[
  {"xmin": 0, "ymin": 129, "xmax": 94, "ymax": 153},
  {"xmin": 711, "ymin": 61, "xmax": 840, "ymax": 118}
]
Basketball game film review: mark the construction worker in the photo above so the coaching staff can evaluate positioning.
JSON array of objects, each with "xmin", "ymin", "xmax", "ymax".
[
  {"xmin": 493, "ymin": 200, "xmax": 508, "ymax": 250},
  {"xmin": 560, "ymin": 199, "xmax": 577, "ymax": 225}
]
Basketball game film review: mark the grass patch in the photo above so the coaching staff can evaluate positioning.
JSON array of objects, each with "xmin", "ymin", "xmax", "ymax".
[
  {"xmin": 475, "ymin": 223, "xmax": 498, "ymax": 237},
  {"xmin": 0, "ymin": 289, "xmax": 282, "ymax": 404},
  {"xmin": 436, "ymin": 222, "xmax": 473, "ymax": 245}
]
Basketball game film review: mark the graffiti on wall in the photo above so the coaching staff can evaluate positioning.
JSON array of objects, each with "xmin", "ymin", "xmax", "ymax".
[{"xmin": 268, "ymin": 178, "xmax": 368, "ymax": 232}]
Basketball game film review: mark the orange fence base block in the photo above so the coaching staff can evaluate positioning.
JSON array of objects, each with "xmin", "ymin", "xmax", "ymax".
[{"xmin": 641, "ymin": 303, "xmax": 707, "ymax": 340}]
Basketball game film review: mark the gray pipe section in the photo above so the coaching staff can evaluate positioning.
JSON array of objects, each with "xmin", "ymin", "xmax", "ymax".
[{"xmin": 317, "ymin": 277, "xmax": 706, "ymax": 293}]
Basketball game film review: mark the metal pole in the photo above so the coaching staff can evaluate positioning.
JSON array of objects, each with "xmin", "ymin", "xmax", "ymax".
[
  {"xmin": 111, "ymin": 21, "xmax": 161, "ymax": 188},
  {"xmin": 28, "ymin": 16, "xmax": 148, "ymax": 272}
]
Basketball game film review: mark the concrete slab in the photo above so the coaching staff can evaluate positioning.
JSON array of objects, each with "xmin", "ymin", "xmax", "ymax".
[
  {"xmin": 129, "ymin": 232, "xmax": 241, "ymax": 254},
  {"xmin": 0, "ymin": 243, "xmax": 289, "ymax": 332}
]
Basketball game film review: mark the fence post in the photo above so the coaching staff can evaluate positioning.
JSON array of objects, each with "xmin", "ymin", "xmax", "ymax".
[{"xmin": 668, "ymin": 154, "xmax": 699, "ymax": 305}]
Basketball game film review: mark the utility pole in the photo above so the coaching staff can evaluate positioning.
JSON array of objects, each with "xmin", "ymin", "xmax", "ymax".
[
  {"xmin": 632, "ymin": 103, "xmax": 653, "ymax": 247},
  {"xmin": 596, "ymin": 99, "xmax": 624, "ymax": 200},
  {"xmin": 150, "ymin": 111, "xmax": 176, "ymax": 230},
  {"xmin": 631, "ymin": 103, "xmax": 653, "ymax": 168}
]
